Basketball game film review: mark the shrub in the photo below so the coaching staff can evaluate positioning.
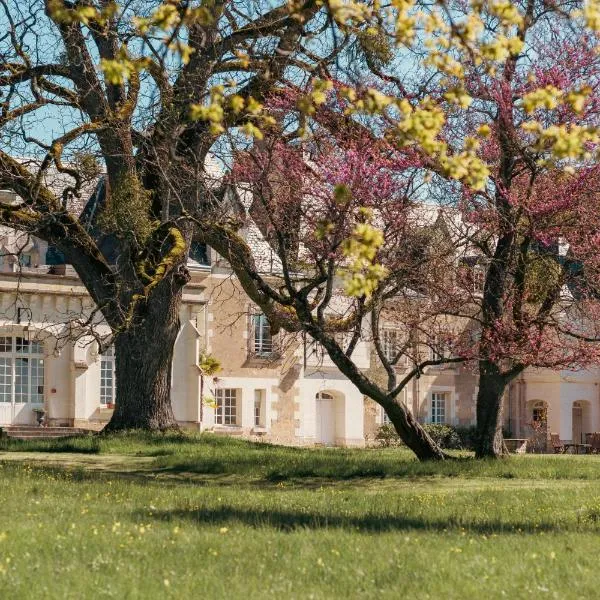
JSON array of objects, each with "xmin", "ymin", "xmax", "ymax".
[
  {"xmin": 374, "ymin": 424, "xmax": 402, "ymax": 447},
  {"xmin": 423, "ymin": 424, "xmax": 462, "ymax": 450},
  {"xmin": 375, "ymin": 423, "xmax": 478, "ymax": 450},
  {"xmin": 454, "ymin": 425, "xmax": 478, "ymax": 450}
]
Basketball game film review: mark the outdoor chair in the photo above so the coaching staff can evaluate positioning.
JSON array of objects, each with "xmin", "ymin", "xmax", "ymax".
[
  {"xmin": 550, "ymin": 433, "xmax": 566, "ymax": 454},
  {"xmin": 590, "ymin": 433, "xmax": 600, "ymax": 454}
]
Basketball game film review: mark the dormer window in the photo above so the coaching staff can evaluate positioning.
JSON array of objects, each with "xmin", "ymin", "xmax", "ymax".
[{"xmin": 189, "ymin": 241, "xmax": 210, "ymax": 266}]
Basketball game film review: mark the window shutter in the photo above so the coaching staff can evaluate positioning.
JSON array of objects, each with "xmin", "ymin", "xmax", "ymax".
[
  {"xmin": 196, "ymin": 304, "xmax": 207, "ymax": 352},
  {"xmin": 247, "ymin": 307, "xmax": 256, "ymax": 357}
]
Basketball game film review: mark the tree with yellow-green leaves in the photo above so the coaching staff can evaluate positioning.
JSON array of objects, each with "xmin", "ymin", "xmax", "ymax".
[
  {"xmin": 2, "ymin": 0, "xmax": 600, "ymax": 458},
  {"xmin": 192, "ymin": 0, "xmax": 600, "ymax": 459},
  {"xmin": 0, "ymin": 0, "xmax": 345, "ymax": 430}
]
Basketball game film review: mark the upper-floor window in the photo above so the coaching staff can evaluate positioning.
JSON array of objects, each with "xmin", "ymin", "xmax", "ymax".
[
  {"xmin": 189, "ymin": 242, "xmax": 210, "ymax": 266},
  {"xmin": 46, "ymin": 245, "xmax": 66, "ymax": 266},
  {"xmin": 430, "ymin": 392, "xmax": 448, "ymax": 424},
  {"xmin": 380, "ymin": 328, "xmax": 407, "ymax": 365},
  {"xmin": 429, "ymin": 336, "xmax": 445, "ymax": 361},
  {"xmin": 473, "ymin": 265, "xmax": 485, "ymax": 294},
  {"xmin": 251, "ymin": 313, "xmax": 274, "ymax": 356}
]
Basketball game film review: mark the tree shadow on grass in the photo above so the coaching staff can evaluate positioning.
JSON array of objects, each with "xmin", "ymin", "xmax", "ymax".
[{"xmin": 136, "ymin": 505, "xmax": 585, "ymax": 534}]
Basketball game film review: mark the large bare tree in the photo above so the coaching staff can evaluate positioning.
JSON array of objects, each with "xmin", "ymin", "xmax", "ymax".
[{"xmin": 0, "ymin": 0, "xmax": 340, "ymax": 430}]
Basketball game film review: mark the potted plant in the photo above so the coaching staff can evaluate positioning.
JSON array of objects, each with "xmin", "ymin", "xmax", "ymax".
[
  {"xmin": 198, "ymin": 352, "xmax": 221, "ymax": 425},
  {"xmin": 32, "ymin": 407, "xmax": 45, "ymax": 427}
]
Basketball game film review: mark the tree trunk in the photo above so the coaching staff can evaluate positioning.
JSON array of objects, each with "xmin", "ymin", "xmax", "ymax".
[
  {"xmin": 105, "ymin": 267, "xmax": 189, "ymax": 431},
  {"xmin": 474, "ymin": 360, "xmax": 508, "ymax": 458},
  {"xmin": 384, "ymin": 399, "xmax": 448, "ymax": 460}
]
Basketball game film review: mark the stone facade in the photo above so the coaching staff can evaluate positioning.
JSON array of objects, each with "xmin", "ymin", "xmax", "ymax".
[{"xmin": 0, "ymin": 239, "xmax": 598, "ymax": 447}]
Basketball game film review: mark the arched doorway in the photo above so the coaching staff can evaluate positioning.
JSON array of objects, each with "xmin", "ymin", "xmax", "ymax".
[
  {"xmin": 527, "ymin": 400, "xmax": 548, "ymax": 453},
  {"xmin": 315, "ymin": 391, "xmax": 335, "ymax": 446}
]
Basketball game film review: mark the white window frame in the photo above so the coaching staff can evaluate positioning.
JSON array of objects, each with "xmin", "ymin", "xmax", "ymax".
[
  {"xmin": 215, "ymin": 388, "xmax": 239, "ymax": 426},
  {"xmin": 429, "ymin": 335, "xmax": 444, "ymax": 362},
  {"xmin": 380, "ymin": 328, "xmax": 407, "ymax": 366},
  {"xmin": 254, "ymin": 389, "xmax": 266, "ymax": 428},
  {"xmin": 429, "ymin": 389, "xmax": 455, "ymax": 425},
  {"xmin": 381, "ymin": 406, "xmax": 392, "ymax": 425},
  {"xmin": 430, "ymin": 392, "xmax": 447, "ymax": 424},
  {"xmin": 0, "ymin": 336, "xmax": 44, "ymax": 405},
  {"xmin": 251, "ymin": 313, "xmax": 274, "ymax": 356},
  {"xmin": 100, "ymin": 347, "xmax": 116, "ymax": 405}
]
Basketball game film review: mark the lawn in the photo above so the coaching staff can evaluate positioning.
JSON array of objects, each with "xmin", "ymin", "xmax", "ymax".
[{"xmin": 1, "ymin": 433, "xmax": 600, "ymax": 599}]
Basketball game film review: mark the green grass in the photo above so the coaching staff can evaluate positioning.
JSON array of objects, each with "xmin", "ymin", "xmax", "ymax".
[{"xmin": 2, "ymin": 433, "xmax": 600, "ymax": 599}]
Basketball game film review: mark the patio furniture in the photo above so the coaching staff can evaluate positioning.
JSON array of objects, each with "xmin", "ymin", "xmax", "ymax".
[
  {"xmin": 564, "ymin": 442, "xmax": 592, "ymax": 455},
  {"xmin": 550, "ymin": 433, "xmax": 566, "ymax": 454},
  {"xmin": 587, "ymin": 432, "xmax": 600, "ymax": 454}
]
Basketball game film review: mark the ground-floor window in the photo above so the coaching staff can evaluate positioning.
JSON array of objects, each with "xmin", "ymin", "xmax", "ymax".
[
  {"xmin": 430, "ymin": 392, "xmax": 449, "ymax": 424},
  {"xmin": 0, "ymin": 336, "xmax": 44, "ymax": 404},
  {"xmin": 532, "ymin": 401, "xmax": 547, "ymax": 424},
  {"xmin": 215, "ymin": 388, "xmax": 238, "ymax": 425},
  {"xmin": 254, "ymin": 389, "xmax": 266, "ymax": 427},
  {"xmin": 381, "ymin": 407, "xmax": 392, "ymax": 425},
  {"xmin": 100, "ymin": 347, "xmax": 116, "ymax": 405}
]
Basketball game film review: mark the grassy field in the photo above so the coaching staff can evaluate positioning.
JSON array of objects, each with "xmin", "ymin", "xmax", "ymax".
[{"xmin": 2, "ymin": 433, "xmax": 600, "ymax": 599}]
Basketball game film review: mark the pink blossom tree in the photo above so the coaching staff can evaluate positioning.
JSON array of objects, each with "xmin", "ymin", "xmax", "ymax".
[{"xmin": 199, "ymin": 1, "xmax": 600, "ymax": 459}]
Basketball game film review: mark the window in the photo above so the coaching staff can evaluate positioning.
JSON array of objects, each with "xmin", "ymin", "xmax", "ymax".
[
  {"xmin": 473, "ymin": 266, "xmax": 485, "ymax": 294},
  {"xmin": 18, "ymin": 254, "xmax": 31, "ymax": 267},
  {"xmin": 381, "ymin": 407, "xmax": 391, "ymax": 425},
  {"xmin": 429, "ymin": 335, "xmax": 451, "ymax": 362},
  {"xmin": 215, "ymin": 388, "xmax": 238, "ymax": 425},
  {"xmin": 381, "ymin": 328, "xmax": 398, "ymax": 362},
  {"xmin": 380, "ymin": 328, "xmax": 407, "ymax": 365},
  {"xmin": 308, "ymin": 339, "xmax": 326, "ymax": 362},
  {"xmin": 46, "ymin": 245, "xmax": 66, "ymax": 266},
  {"xmin": 430, "ymin": 392, "xmax": 448, "ymax": 424},
  {"xmin": 189, "ymin": 242, "xmax": 210, "ymax": 266},
  {"xmin": 0, "ymin": 336, "xmax": 44, "ymax": 404},
  {"xmin": 254, "ymin": 389, "xmax": 266, "ymax": 428},
  {"xmin": 100, "ymin": 347, "xmax": 116, "ymax": 405},
  {"xmin": 532, "ymin": 401, "xmax": 547, "ymax": 424},
  {"xmin": 251, "ymin": 313, "xmax": 274, "ymax": 356}
]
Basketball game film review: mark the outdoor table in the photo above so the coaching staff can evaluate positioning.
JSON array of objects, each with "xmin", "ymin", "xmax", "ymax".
[{"xmin": 564, "ymin": 443, "xmax": 592, "ymax": 455}]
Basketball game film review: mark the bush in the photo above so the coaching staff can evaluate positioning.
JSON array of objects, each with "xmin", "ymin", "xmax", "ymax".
[
  {"xmin": 375, "ymin": 423, "xmax": 478, "ymax": 450},
  {"xmin": 374, "ymin": 424, "xmax": 402, "ymax": 448},
  {"xmin": 423, "ymin": 424, "xmax": 462, "ymax": 450},
  {"xmin": 454, "ymin": 425, "xmax": 478, "ymax": 450}
]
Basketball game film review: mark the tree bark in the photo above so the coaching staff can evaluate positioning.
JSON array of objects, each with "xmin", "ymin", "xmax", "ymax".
[
  {"xmin": 384, "ymin": 399, "xmax": 447, "ymax": 460},
  {"xmin": 474, "ymin": 361, "xmax": 508, "ymax": 458},
  {"xmin": 105, "ymin": 267, "xmax": 189, "ymax": 431}
]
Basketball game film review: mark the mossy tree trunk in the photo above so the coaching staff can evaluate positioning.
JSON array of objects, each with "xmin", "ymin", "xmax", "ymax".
[{"xmin": 105, "ymin": 264, "xmax": 190, "ymax": 431}]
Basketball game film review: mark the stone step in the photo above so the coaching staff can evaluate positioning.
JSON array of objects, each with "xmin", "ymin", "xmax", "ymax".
[
  {"xmin": 4, "ymin": 426, "xmax": 89, "ymax": 432},
  {"xmin": 1, "ymin": 426, "xmax": 92, "ymax": 439},
  {"xmin": 5, "ymin": 434, "xmax": 85, "ymax": 440}
]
